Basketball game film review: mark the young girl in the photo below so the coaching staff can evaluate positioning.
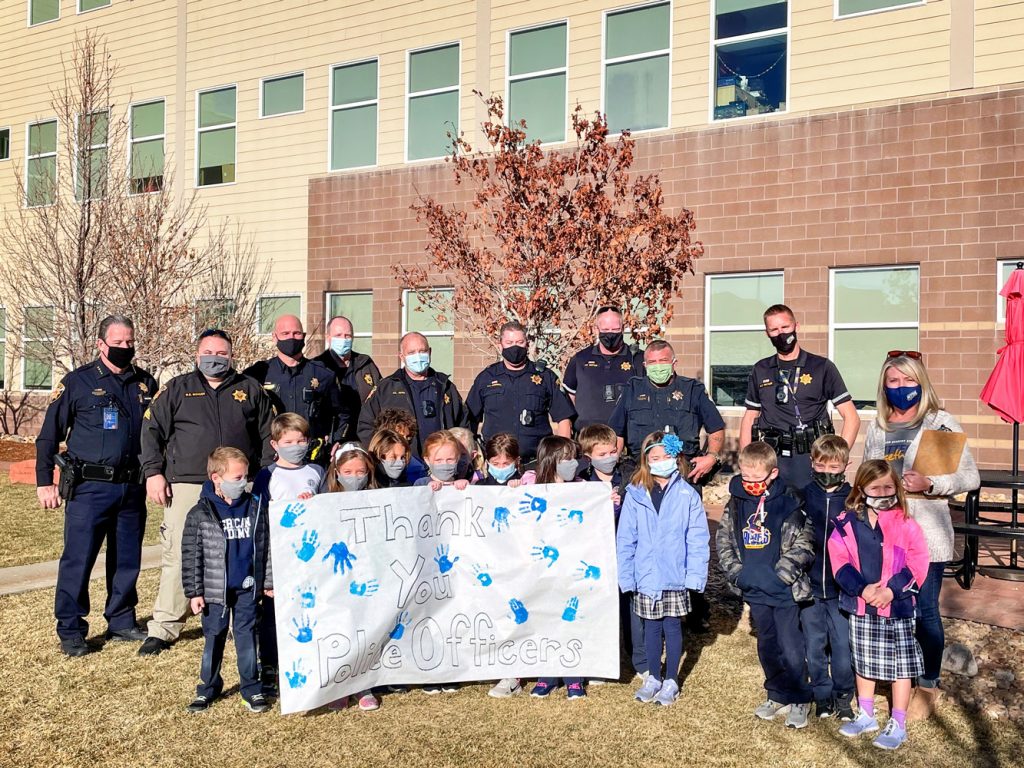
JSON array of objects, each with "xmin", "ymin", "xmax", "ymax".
[
  {"xmin": 617, "ymin": 431, "xmax": 710, "ymax": 707},
  {"xmin": 479, "ymin": 432, "xmax": 523, "ymax": 488},
  {"xmin": 414, "ymin": 431, "xmax": 470, "ymax": 491},
  {"xmin": 449, "ymin": 426, "xmax": 484, "ymax": 483},
  {"xmin": 369, "ymin": 429, "xmax": 411, "ymax": 488},
  {"xmin": 828, "ymin": 460, "xmax": 929, "ymax": 751}
]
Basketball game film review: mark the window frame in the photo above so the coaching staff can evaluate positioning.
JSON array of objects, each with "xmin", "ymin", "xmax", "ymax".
[
  {"xmin": 325, "ymin": 290, "xmax": 375, "ymax": 353},
  {"xmin": 834, "ymin": 0, "xmax": 925, "ymax": 20},
  {"xmin": 505, "ymin": 19, "xmax": 570, "ymax": 146},
  {"xmin": 27, "ymin": 0, "xmax": 60, "ymax": 27},
  {"xmin": 25, "ymin": 119, "xmax": 58, "ymax": 208},
  {"xmin": 194, "ymin": 83, "xmax": 238, "ymax": 188},
  {"xmin": 21, "ymin": 305, "xmax": 54, "ymax": 392},
  {"xmin": 327, "ymin": 57, "xmax": 380, "ymax": 173},
  {"xmin": 401, "ymin": 288, "xmax": 455, "ymax": 369},
  {"xmin": 702, "ymin": 269, "xmax": 784, "ymax": 412},
  {"xmin": 405, "ymin": 41, "xmax": 462, "ymax": 164},
  {"xmin": 0, "ymin": 126, "xmax": 10, "ymax": 162},
  {"xmin": 74, "ymin": 109, "xmax": 109, "ymax": 202},
  {"xmin": 997, "ymin": 259, "xmax": 1022, "ymax": 325},
  {"xmin": 256, "ymin": 294, "xmax": 302, "ymax": 335},
  {"xmin": 128, "ymin": 97, "xmax": 166, "ymax": 195},
  {"xmin": 259, "ymin": 71, "xmax": 305, "ymax": 119},
  {"xmin": 600, "ymin": 0, "xmax": 674, "ymax": 137},
  {"xmin": 78, "ymin": 0, "xmax": 111, "ymax": 15},
  {"xmin": 707, "ymin": 0, "xmax": 791, "ymax": 124}
]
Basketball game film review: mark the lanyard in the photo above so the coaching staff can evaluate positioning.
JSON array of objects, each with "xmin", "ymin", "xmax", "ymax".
[{"xmin": 778, "ymin": 366, "xmax": 805, "ymax": 429}]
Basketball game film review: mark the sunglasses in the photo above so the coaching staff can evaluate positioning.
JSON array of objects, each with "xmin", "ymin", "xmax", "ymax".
[{"xmin": 887, "ymin": 350, "xmax": 923, "ymax": 360}]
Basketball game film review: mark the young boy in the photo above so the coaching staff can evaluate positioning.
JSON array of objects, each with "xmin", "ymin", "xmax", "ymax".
[
  {"xmin": 182, "ymin": 447, "xmax": 273, "ymax": 714},
  {"xmin": 717, "ymin": 441, "xmax": 814, "ymax": 728},
  {"xmin": 799, "ymin": 434, "xmax": 855, "ymax": 721}
]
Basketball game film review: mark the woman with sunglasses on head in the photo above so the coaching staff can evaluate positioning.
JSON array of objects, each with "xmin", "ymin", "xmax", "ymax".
[{"xmin": 862, "ymin": 351, "xmax": 979, "ymax": 721}]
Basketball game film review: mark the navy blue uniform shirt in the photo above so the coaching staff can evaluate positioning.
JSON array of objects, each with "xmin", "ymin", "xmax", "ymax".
[
  {"xmin": 244, "ymin": 356, "xmax": 348, "ymax": 443},
  {"xmin": 562, "ymin": 344, "xmax": 645, "ymax": 431},
  {"xmin": 744, "ymin": 349, "xmax": 852, "ymax": 432}
]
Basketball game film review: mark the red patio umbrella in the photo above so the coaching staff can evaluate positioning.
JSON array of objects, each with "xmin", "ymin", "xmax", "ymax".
[{"xmin": 981, "ymin": 264, "xmax": 1024, "ymax": 459}]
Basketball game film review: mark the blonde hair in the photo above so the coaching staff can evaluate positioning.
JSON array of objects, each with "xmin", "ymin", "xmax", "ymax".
[
  {"xmin": 271, "ymin": 412, "xmax": 310, "ymax": 442},
  {"xmin": 629, "ymin": 431, "xmax": 689, "ymax": 491},
  {"xmin": 208, "ymin": 446, "xmax": 249, "ymax": 478},
  {"xmin": 422, "ymin": 430, "xmax": 465, "ymax": 463},
  {"xmin": 327, "ymin": 445, "xmax": 377, "ymax": 493},
  {"xmin": 578, "ymin": 424, "xmax": 617, "ymax": 455},
  {"xmin": 738, "ymin": 441, "xmax": 778, "ymax": 473},
  {"xmin": 846, "ymin": 459, "xmax": 909, "ymax": 519},
  {"xmin": 811, "ymin": 434, "xmax": 850, "ymax": 465},
  {"xmin": 875, "ymin": 355, "xmax": 941, "ymax": 430},
  {"xmin": 448, "ymin": 427, "xmax": 483, "ymax": 472}
]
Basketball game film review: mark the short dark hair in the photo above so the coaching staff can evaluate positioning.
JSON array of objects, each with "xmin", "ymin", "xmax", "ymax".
[
  {"xmin": 595, "ymin": 306, "xmax": 621, "ymax": 318},
  {"xmin": 499, "ymin": 320, "xmax": 526, "ymax": 337},
  {"xmin": 197, "ymin": 328, "xmax": 233, "ymax": 346},
  {"xmin": 763, "ymin": 304, "xmax": 795, "ymax": 323},
  {"xmin": 644, "ymin": 339, "xmax": 674, "ymax": 358},
  {"xmin": 484, "ymin": 432, "xmax": 520, "ymax": 462},
  {"xmin": 98, "ymin": 315, "xmax": 134, "ymax": 342}
]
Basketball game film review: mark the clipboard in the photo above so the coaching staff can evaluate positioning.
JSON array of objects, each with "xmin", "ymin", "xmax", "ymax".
[{"xmin": 910, "ymin": 429, "xmax": 967, "ymax": 476}]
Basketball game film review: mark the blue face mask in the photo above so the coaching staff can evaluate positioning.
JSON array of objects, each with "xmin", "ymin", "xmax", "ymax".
[
  {"xmin": 487, "ymin": 462, "xmax": 517, "ymax": 484},
  {"xmin": 885, "ymin": 385, "xmax": 922, "ymax": 411},
  {"xmin": 330, "ymin": 337, "xmax": 353, "ymax": 356},
  {"xmin": 405, "ymin": 352, "xmax": 431, "ymax": 375},
  {"xmin": 649, "ymin": 458, "xmax": 678, "ymax": 478}
]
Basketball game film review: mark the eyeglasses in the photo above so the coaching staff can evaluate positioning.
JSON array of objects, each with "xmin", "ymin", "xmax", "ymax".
[{"xmin": 886, "ymin": 350, "xmax": 923, "ymax": 361}]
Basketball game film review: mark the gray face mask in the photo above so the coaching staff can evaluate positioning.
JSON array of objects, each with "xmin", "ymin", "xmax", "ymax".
[
  {"xmin": 338, "ymin": 474, "xmax": 369, "ymax": 492},
  {"xmin": 276, "ymin": 443, "xmax": 308, "ymax": 464},
  {"xmin": 198, "ymin": 354, "xmax": 231, "ymax": 379},
  {"xmin": 219, "ymin": 478, "xmax": 247, "ymax": 501},
  {"xmin": 556, "ymin": 459, "xmax": 580, "ymax": 482},
  {"xmin": 381, "ymin": 459, "xmax": 407, "ymax": 480},
  {"xmin": 429, "ymin": 463, "xmax": 457, "ymax": 482},
  {"xmin": 590, "ymin": 454, "xmax": 619, "ymax": 474}
]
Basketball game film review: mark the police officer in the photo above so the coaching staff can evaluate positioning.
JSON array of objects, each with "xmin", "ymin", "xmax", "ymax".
[
  {"xmin": 244, "ymin": 314, "xmax": 348, "ymax": 462},
  {"xmin": 138, "ymin": 329, "xmax": 274, "ymax": 656},
  {"xmin": 562, "ymin": 306, "xmax": 645, "ymax": 432},
  {"xmin": 357, "ymin": 332, "xmax": 469, "ymax": 455},
  {"xmin": 36, "ymin": 315, "xmax": 156, "ymax": 656},
  {"xmin": 610, "ymin": 340, "xmax": 726, "ymax": 485},
  {"xmin": 739, "ymin": 303, "xmax": 861, "ymax": 490},
  {"xmin": 466, "ymin": 320, "xmax": 576, "ymax": 463},
  {"xmin": 314, "ymin": 315, "xmax": 381, "ymax": 441}
]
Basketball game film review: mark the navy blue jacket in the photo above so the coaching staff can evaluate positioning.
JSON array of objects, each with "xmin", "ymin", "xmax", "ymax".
[{"xmin": 799, "ymin": 480, "xmax": 852, "ymax": 600}]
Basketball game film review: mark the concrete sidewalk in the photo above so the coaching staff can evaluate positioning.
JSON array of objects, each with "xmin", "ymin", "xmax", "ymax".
[{"xmin": 0, "ymin": 545, "xmax": 162, "ymax": 596}]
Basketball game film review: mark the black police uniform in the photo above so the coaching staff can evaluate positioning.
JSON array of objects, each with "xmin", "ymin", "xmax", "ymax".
[
  {"xmin": 609, "ymin": 374, "xmax": 726, "ymax": 460},
  {"xmin": 466, "ymin": 360, "xmax": 576, "ymax": 462},
  {"xmin": 743, "ymin": 348, "xmax": 852, "ymax": 490},
  {"xmin": 35, "ymin": 360, "xmax": 157, "ymax": 642},
  {"xmin": 313, "ymin": 349, "xmax": 381, "ymax": 441},
  {"xmin": 562, "ymin": 344, "xmax": 646, "ymax": 432},
  {"xmin": 356, "ymin": 368, "xmax": 469, "ymax": 456}
]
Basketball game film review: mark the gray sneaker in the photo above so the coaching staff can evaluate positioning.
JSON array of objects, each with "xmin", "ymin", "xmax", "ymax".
[
  {"xmin": 785, "ymin": 702, "xmax": 811, "ymax": 729},
  {"xmin": 654, "ymin": 679, "xmax": 680, "ymax": 707},
  {"xmin": 754, "ymin": 699, "xmax": 791, "ymax": 721},
  {"xmin": 872, "ymin": 718, "xmax": 907, "ymax": 750},
  {"xmin": 488, "ymin": 678, "xmax": 522, "ymax": 698},
  {"xmin": 635, "ymin": 676, "xmax": 663, "ymax": 703}
]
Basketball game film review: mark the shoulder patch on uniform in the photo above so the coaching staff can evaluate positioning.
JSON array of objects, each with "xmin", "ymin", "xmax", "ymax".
[
  {"xmin": 366, "ymin": 385, "xmax": 378, "ymax": 399},
  {"xmin": 138, "ymin": 382, "xmax": 149, "ymax": 394},
  {"xmin": 50, "ymin": 383, "xmax": 65, "ymax": 403},
  {"xmin": 143, "ymin": 407, "xmax": 152, "ymax": 420}
]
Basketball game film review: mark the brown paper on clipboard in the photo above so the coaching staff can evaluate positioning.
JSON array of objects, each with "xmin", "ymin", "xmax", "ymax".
[{"xmin": 910, "ymin": 430, "xmax": 967, "ymax": 476}]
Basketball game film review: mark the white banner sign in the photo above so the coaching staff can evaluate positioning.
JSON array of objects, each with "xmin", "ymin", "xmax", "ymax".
[{"xmin": 268, "ymin": 483, "xmax": 619, "ymax": 714}]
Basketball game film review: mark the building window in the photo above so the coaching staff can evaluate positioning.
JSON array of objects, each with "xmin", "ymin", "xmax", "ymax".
[
  {"xmin": 29, "ymin": 0, "xmax": 59, "ymax": 25},
  {"xmin": 830, "ymin": 266, "xmax": 920, "ymax": 409},
  {"xmin": 997, "ymin": 260, "xmax": 1022, "ymax": 324},
  {"xmin": 330, "ymin": 59, "xmax": 378, "ymax": 170},
  {"xmin": 327, "ymin": 292, "xmax": 374, "ymax": 355},
  {"xmin": 705, "ymin": 272, "xmax": 784, "ymax": 407},
  {"xmin": 197, "ymin": 86, "xmax": 236, "ymax": 186},
  {"xmin": 261, "ymin": 73, "xmax": 304, "ymax": 118},
  {"xmin": 603, "ymin": 2, "xmax": 671, "ymax": 134},
  {"xmin": 26, "ymin": 120, "xmax": 57, "ymax": 207},
  {"xmin": 257, "ymin": 295, "xmax": 301, "ymax": 334},
  {"xmin": 0, "ymin": 308, "xmax": 6, "ymax": 389},
  {"xmin": 507, "ymin": 22, "xmax": 567, "ymax": 144},
  {"xmin": 0, "ymin": 128, "xmax": 10, "ymax": 161},
  {"xmin": 22, "ymin": 306, "xmax": 54, "ymax": 391},
  {"xmin": 836, "ymin": 0, "xmax": 924, "ymax": 18},
  {"xmin": 79, "ymin": 0, "xmax": 110, "ymax": 12},
  {"xmin": 402, "ymin": 289, "xmax": 454, "ymax": 374},
  {"xmin": 407, "ymin": 43, "xmax": 460, "ymax": 162},
  {"xmin": 76, "ymin": 110, "xmax": 108, "ymax": 201},
  {"xmin": 713, "ymin": 0, "xmax": 788, "ymax": 121},
  {"xmin": 130, "ymin": 99, "xmax": 164, "ymax": 193}
]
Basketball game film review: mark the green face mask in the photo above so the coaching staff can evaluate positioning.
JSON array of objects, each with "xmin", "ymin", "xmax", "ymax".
[{"xmin": 647, "ymin": 363, "xmax": 674, "ymax": 385}]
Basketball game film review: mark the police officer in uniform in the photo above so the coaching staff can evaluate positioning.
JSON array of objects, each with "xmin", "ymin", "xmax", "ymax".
[
  {"xmin": 740, "ymin": 303, "xmax": 860, "ymax": 490},
  {"xmin": 466, "ymin": 320, "xmax": 576, "ymax": 463},
  {"xmin": 36, "ymin": 316, "xmax": 156, "ymax": 656},
  {"xmin": 562, "ymin": 306, "xmax": 645, "ymax": 432},
  {"xmin": 244, "ymin": 314, "xmax": 348, "ymax": 463},
  {"xmin": 138, "ymin": 329, "xmax": 274, "ymax": 656},
  {"xmin": 357, "ymin": 331, "xmax": 469, "ymax": 455},
  {"xmin": 314, "ymin": 315, "xmax": 381, "ymax": 441}
]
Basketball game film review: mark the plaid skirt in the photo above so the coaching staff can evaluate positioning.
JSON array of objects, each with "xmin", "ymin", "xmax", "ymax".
[
  {"xmin": 849, "ymin": 613, "xmax": 924, "ymax": 681},
  {"xmin": 633, "ymin": 590, "xmax": 691, "ymax": 620}
]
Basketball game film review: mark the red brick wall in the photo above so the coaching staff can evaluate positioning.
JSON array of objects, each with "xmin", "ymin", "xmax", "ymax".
[{"xmin": 308, "ymin": 87, "xmax": 1024, "ymax": 469}]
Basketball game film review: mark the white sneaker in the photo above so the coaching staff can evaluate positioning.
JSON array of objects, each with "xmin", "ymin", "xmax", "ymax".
[
  {"xmin": 654, "ymin": 679, "xmax": 679, "ymax": 706},
  {"xmin": 754, "ymin": 699, "xmax": 791, "ymax": 720},
  {"xmin": 488, "ymin": 678, "xmax": 523, "ymax": 698},
  {"xmin": 635, "ymin": 676, "xmax": 663, "ymax": 703},
  {"xmin": 785, "ymin": 702, "xmax": 811, "ymax": 729}
]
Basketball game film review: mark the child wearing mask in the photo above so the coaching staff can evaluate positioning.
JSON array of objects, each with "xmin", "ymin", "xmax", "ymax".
[
  {"xmin": 449, "ymin": 426, "xmax": 484, "ymax": 482},
  {"xmin": 369, "ymin": 429, "xmax": 412, "ymax": 488},
  {"xmin": 479, "ymin": 432, "xmax": 523, "ymax": 488},
  {"xmin": 414, "ymin": 431, "xmax": 471, "ymax": 492}
]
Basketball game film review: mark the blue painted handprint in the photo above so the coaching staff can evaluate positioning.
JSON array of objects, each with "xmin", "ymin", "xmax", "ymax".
[
  {"xmin": 492, "ymin": 506, "xmax": 511, "ymax": 532},
  {"xmin": 434, "ymin": 544, "xmax": 459, "ymax": 574},
  {"xmin": 349, "ymin": 579, "xmax": 379, "ymax": 597},
  {"xmin": 473, "ymin": 563, "xmax": 493, "ymax": 587},
  {"xmin": 562, "ymin": 596, "xmax": 580, "ymax": 622},
  {"xmin": 531, "ymin": 542, "xmax": 560, "ymax": 568},
  {"xmin": 285, "ymin": 660, "xmax": 308, "ymax": 689},
  {"xmin": 293, "ymin": 530, "xmax": 319, "ymax": 562},
  {"xmin": 576, "ymin": 560, "xmax": 601, "ymax": 580},
  {"xmin": 296, "ymin": 584, "xmax": 318, "ymax": 609},
  {"xmin": 323, "ymin": 540, "xmax": 357, "ymax": 573},
  {"xmin": 291, "ymin": 614, "xmax": 316, "ymax": 643},
  {"xmin": 557, "ymin": 507, "xmax": 584, "ymax": 526},
  {"xmin": 390, "ymin": 611, "xmax": 411, "ymax": 640},
  {"xmin": 508, "ymin": 598, "xmax": 529, "ymax": 625},
  {"xmin": 519, "ymin": 493, "xmax": 548, "ymax": 522},
  {"xmin": 279, "ymin": 502, "xmax": 307, "ymax": 528}
]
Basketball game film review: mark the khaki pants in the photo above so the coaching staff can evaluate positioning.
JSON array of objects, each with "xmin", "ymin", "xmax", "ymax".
[{"xmin": 146, "ymin": 482, "xmax": 203, "ymax": 642}]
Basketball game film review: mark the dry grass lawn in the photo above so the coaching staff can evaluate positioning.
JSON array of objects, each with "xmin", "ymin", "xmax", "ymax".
[{"xmin": 1, "ymin": 571, "xmax": 1021, "ymax": 768}]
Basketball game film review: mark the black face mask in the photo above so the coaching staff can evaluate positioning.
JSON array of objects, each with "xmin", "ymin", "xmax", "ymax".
[
  {"xmin": 770, "ymin": 331, "xmax": 797, "ymax": 355},
  {"xmin": 599, "ymin": 331, "xmax": 624, "ymax": 351},
  {"xmin": 276, "ymin": 337, "xmax": 305, "ymax": 358},
  {"xmin": 501, "ymin": 345, "xmax": 528, "ymax": 366},
  {"xmin": 813, "ymin": 470, "xmax": 846, "ymax": 490},
  {"xmin": 104, "ymin": 345, "xmax": 135, "ymax": 369}
]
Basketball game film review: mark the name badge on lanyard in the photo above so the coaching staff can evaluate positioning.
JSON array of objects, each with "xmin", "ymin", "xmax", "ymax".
[{"xmin": 103, "ymin": 407, "xmax": 119, "ymax": 430}]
